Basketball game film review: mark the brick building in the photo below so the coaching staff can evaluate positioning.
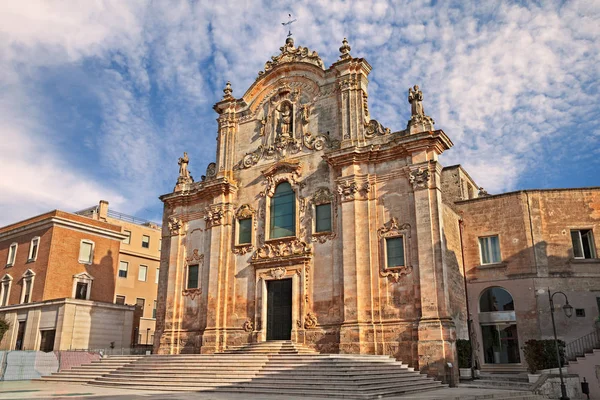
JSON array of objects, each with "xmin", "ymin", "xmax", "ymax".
[
  {"xmin": 0, "ymin": 201, "xmax": 161, "ymax": 351},
  {"xmin": 154, "ymin": 36, "xmax": 600, "ymax": 384}
]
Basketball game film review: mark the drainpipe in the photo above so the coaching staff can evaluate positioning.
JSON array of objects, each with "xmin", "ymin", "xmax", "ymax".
[{"xmin": 458, "ymin": 218, "xmax": 476, "ymax": 379}]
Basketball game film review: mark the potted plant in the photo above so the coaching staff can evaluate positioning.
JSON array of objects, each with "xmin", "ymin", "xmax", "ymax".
[
  {"xmin": 523, "ymin": 339, "xmax": 542, "ymax": 383},
  {"xmin": 457, "ymin": 339, "xmax": 472, "ymax": 379}
]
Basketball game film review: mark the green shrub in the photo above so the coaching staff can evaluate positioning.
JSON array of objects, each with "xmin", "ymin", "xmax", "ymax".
[
  {"xmin": 456, "ymin": 339, "xmax": 472, "ymax": 368},
  {"xmin": 522, "ymin": 339, "xmax": 565, "ymax": 373},
  {"xmin": 0, "ymin": 318, "xmax": 9, "ymax": 343}
]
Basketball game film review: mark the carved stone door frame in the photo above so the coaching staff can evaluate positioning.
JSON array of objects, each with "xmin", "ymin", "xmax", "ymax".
[{"xmin": 255, "ymin": 266, "xmax": 305, "ymax": 343}]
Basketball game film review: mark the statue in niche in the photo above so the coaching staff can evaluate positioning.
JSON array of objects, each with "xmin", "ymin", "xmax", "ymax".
[
  {"xmin": 178, "ymin": 152, "xmax": 190, "ymax": 179},
  {"xmin": 277, "ymin": 102, "xmax": 293, "ymax": 140},
  {"xmin": 408, "ymin": 85, "xmax": 425, "ymax": 116}
]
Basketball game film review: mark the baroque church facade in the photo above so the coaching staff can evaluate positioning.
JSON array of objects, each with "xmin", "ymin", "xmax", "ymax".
[{"xmin": 155, "ymin": 36, "xmax": 472, "ymax": 382}]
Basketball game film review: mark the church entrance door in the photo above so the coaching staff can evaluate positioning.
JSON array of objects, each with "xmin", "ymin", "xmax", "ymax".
[{"xmin": 266, "ymin": 279, "xmax": 292, "ymax": 340}]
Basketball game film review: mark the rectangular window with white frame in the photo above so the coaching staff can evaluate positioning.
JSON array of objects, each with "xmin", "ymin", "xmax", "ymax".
[
  {"xmin": 6, "ymin": 243, "xmax": 17, "ymax": 266},
  {"xmin": 28, "ymin": 237, "xmax": 40, "ymax": 261},
  {"xmin": 1, "ymin": 274, "xmax": 13, "ymax": 306},
  {"xmin": 78, "ymin": 240, "xmax": 94, "ymax": 264},
  {"xmin": 155, "ymin": 267, "xmax": 159, "ymax": 284},
  {"xmin": 479, "ymin": 235, "xmax": 502, "ymax": 264},
  {"xmin": 571, "ymin": 229, "xmax": 596, "ymax": 259},
  {"xmin": 138, "ymin": 265, "xmax": 148, "ymax": 281},
  {"xmin": 118, "ymin": 261, "xmax": 128, "ymax": 278},
  {"xmin": 20, "ymin": 270, "xmax": 35, "ymax": 304}
]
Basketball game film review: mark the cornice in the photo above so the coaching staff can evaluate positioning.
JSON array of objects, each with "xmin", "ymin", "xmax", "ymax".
[
  {"xmin": 0, "ymin": 216, "xmax": 127, "ymax": 241},
  {"xmin": 160, "ymin": 178, "xmax": 238, "ymax": 206}
]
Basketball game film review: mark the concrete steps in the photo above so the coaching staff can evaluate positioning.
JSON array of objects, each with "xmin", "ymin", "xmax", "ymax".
[
  {"xmin": 36, "ymin": 355, "xmax": 144, "ymax": 383},
  {"xmin": 461, "ymin": 372, "xmax": 534, "ymax": 391},
  {"xmin": 80, "ymin": 340, "xmax": 447, "ymax": 398}
]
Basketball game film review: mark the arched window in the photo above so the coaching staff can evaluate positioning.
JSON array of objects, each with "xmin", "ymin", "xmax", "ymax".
[
  {"xmin": 480, "ymin": 287, "xmax": 514, "ymax": 312},
  {"xmin": 270, "ymin": 182, "xmax": 295, "ymax": 239}
]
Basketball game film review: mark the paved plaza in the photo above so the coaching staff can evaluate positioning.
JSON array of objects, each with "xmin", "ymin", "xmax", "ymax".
[{"xmin": 0, "ymin": 380, "xmax": 536, "ymax": 400}]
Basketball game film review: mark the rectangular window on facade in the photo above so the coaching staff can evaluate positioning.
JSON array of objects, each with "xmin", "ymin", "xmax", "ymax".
[
  {"xmin": 78, "ymin": 241, "xmax": 93, "ymax": 264},
  {"xmin": 118, "ymin": 261, "xmax": 128, "ymax": 278},
  {"xmin": 28, "ymin": 238, "xmax": 39, "ymax": 261},
  {"xmin": 315, "ymin": 203, "xmax": 332, "ymax": 233},
  {"xmin": 39, "ymin": 329, "xmax": 56, "ymax": 352},
  {"xmin": 142, "ymin": 235, "xmax": 150, "ymax": 249},
  {"xmin": 136, "ymin": 298, "xmax": 145, "ymax": 310},
  {"xmin": 1, "ymin": 281, "xmax": 10, "ymax": 306},
  {"xmin": 571, "ymin": 229, "xmax": 596, "ymax": 259},
  {"xmin": 155, "ymin": 268, "xmax": 160, "ymax": 284},
  {"xmin": 7, "ymin": 243, "xmax": 17, "ymax": 266},
  {"xmin": 138, "ymin": 265, "xmax": 148, "ymax": 281},
  {"xmin": 153, "ymin": 300, "xmax": 157, "ymax": 319},
  {"xmin": 187, "ymin": 265, "xmax": 199, "ymax": 289},
  {"xmin": 479, "ymin": 235, "xmax": 501, "ymax": 264},
  {"xmin": 115, "ymin": 295, "xmax": 126, "ymax": 305},
  {"xmin": 22, "ymin": 279, "xmax": 32, "ymax": 303},
  {"xmin": 238, "ymin": 218, "xmax": 252, "ymax": 244},
  {"xmin": 575, "ymin": 308, "xmax": 585, "ymax": 317},
  {"xmin": 123, "ymin": 230, "xmax": 131, "ymax": 244},
  {"xmin": 386, "ymin": 237, "xmax": 405, "ymax": 268},
  {"xmin": 75, "ymin": 282, "xmax": 88, "ymax": 300}
]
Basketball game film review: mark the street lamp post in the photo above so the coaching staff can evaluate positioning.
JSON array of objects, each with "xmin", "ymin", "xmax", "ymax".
[{"xmin": 548, "ymin": 288, "xmax": 574, "ymax": 400}]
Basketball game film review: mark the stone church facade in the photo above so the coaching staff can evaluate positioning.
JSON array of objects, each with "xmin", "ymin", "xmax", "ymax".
[{"xmin": 155, "ymin": 37, "xmax": 476, "ymax": 383}]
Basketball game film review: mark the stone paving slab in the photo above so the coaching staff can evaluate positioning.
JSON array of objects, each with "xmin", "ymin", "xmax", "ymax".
[{"xmin": 0, "ymin": 380, "xmax": 538, "ymax": 400}]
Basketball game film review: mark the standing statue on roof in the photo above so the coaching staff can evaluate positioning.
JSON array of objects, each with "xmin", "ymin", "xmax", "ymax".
[
  {"xmin": 408, "ymin": 85, "xmax": 425, "ymax": 116},
  {"xmin": 178, "ymin": 152, "xmax": 190, "ymax": 179}
]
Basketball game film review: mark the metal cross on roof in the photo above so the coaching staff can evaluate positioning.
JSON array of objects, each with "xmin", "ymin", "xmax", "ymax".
[{"xmin": 281, "ymin": 13, "xmax": 297, "ymax": 38}]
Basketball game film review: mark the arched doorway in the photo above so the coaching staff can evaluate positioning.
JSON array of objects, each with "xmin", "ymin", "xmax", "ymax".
[{"xmin": 479, "ymin": 287, "xmax": 521, "ymax": 364}]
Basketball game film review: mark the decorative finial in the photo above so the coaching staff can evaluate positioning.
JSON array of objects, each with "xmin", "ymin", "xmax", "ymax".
[
  {"xmin": 281, "ymin": 13, "xmax": 297, "ymax": 38},
  {"xmin": 222, "ymin": 81, "xmax": 233, "ymax": 100},
  {"xmin": 339, "ymin": 37, "xmax": 351, "ymax": 60}
]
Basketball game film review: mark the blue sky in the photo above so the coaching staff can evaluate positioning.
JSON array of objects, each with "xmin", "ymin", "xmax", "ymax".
[{"xmin": 1, "ymin": 0, "xmax": 599, "ymax": 226}]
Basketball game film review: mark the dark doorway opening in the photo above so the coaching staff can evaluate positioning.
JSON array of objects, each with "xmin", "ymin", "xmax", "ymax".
[
  {"xmin": 267, "ymin": 279, "xmax": 292, "ymax": 340},
  {"xmin": 15, "ymin": 320, "xmax": 26, "ymax": 350}
]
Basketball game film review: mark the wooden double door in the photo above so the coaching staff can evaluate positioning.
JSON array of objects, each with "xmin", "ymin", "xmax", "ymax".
[{"xmin": 266, "ymin": 279, "xmax": 292, "ymax": 340}]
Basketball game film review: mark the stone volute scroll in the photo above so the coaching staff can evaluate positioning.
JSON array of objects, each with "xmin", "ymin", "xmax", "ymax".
[
  {"xmin": 407, "ymin": 84, "xmax": 435, "ymax": 134},
  {"xmin": 168, "ymin": 216, "xmax": 182, "ymax": 236},
  {"xmin": 204, "ymin": 205, "xmax": 225, "ymax": 228},
  {"xmin": 378, "ymin": 217, "xmax": 413, "ymax": 283},
  {"xmin": 409, "ymin": 167, "xmax": 430, "ymax": 190}
]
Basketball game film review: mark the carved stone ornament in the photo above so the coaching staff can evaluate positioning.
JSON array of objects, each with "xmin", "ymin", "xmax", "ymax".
[
  {"xmin": 258, "ymin": 37, "xmax": 324, "ymax": 77},
  {"xmin": 478, "ymin": 187, "xmax": 490, "ymax": 197},
  {"xmin": 380, "ymin": 270, "xmax": 412, "ymax": 284},
  {"xmin": 204, "ymin": 207, "xmax": 224, "ymax": 228},
  {"xmin": 236, "ymin": 204, "xmax": 255, "ymax": 219},
  {"xmin": 186, "ymin": 249, "xmax": 205, "ymax": 265},
  {"xmin": 337, "ymin": 180, "xmax": 370, "ymax": 202},
  {"xmin": 311, "ymin": 232, "xmax": 337, "ymax": 244},
  {"xmin": 409, "ymin": 168, "xmax": 430, "ymax": 190},
  {"xmin": 201, "ymin": 162, "xmax": 217, "ymax": 182},
  {"xmin": 182, "ymin": 288, "xmax": 202, "ymax": 300},
  {"xmin": 339, "ymin": 37, "xmax": 351, "ymax": 60},
  {"xmin": 260, "ymin": 161, "xmax": 302, "ymax": 197},
  {"xmin": 168, "ymin": 216, "xmax": 182, "ymax": 235},
  {"xmin": 364, "ymin": 119, "xmax": 391, "ymax": 139},
  {"xmin": 243, "ymin": 319, "xmax": 254, "ymax": 332},
  {"xmin": 377, "ymin": 217, "xmax": 411, "ymax": 239},
  {"xmin": 378, "ymin": 217, "xmax": 413, "ymax": 282},
  {"xmin": 233, "ymin": 245, "xmax": 254, "ymax": 255},
  {"xmin": 304, "ymin": 312, "xmax": 318, "ymax": 329},
  {"xmin": 222, "ymin": 81, "xmax": 234, "ymax": 101},
  {"xmin": 312, "ymin": 187, "xmax": 334, "ymax": 205},
  {"xmin": 269, "ymin": 267, "xmax": 287, "ymax": 280},
  {"xmin": 407, "ymin": 84, "xmax": 435, "ymax": 133},
  {"xmin": 252, "ymin": 239, "xmax": 312, "ymax": 261},
  {"xmin": 176, "ymin": 152, "xmax": 193, "ymax": 186}
]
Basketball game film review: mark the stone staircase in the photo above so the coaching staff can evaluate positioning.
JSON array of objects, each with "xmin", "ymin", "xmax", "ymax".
[
  {"xmin": 36, "ymin": 355, "xmax": 144, "ymax": 383},
  {"xmin": 460, "ymin": 372, "xmax": 533, "ymax": 392},
  {"xmin": 40, "ymin": 341, "xmax": 447, "ymax": 398}
]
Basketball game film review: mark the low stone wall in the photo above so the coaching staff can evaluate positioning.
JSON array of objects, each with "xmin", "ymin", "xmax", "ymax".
[
  {"xmin": 533, "ymin": 374, "xmax": 584, "ymax": 399},
  {"xmin": 0, "ymin": 350, "xmax": 100, "ymax": 380}
]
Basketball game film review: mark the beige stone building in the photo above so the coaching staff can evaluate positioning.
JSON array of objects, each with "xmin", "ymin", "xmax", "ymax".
[
  {"xmin": 155, "ymin": 37, "xmax": 467, "ymax": 383},
  {"xmin": 77, "ymin": 201, "xmax": 161, "ymax": 346}
]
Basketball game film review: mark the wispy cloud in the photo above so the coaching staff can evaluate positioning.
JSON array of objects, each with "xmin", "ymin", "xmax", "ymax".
[{"xmin": 0, "ymin": 0, "xmax": 598, "ymax": 225}]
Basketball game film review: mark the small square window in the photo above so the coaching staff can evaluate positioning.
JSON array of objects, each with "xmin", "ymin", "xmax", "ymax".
[
  {"xmin": 115, "ymin": 295, "xmax": 126, "ymax": 305},
  {"xmin": 118, "ymin": 261, "xmax": 128, "ymax": 278},
  {"xmin": 575, "ymin": 308, "xmax": 585, "ymax": 317},
  {"xmin": 138, "ymin": 265, "xmax": 148, "ymax": 281},
  {"xmin": 571, "ymin": 229, "xmax": 596, "ymax": 259},
  {"xmin": 142, "ymin": 235, "xmax": 150, "ymax": 249},
  {"xmin": 187, "ymin": 265, "xmax": 199, "ymax": 289},
  {"xmin": 123, "ymin": 231, "xmax": 131, "ymax": 245},
  {"xmin": 238, "ymin": 218, "xmax": 252, "ymax": 244},
  {"xmin": 315, "ymin": 203, "xmax": 332, "ymax": 233},
  {"xmin": 479, "ymin": 235, "xmax": 501, "ymax": 264},
  {"xmin": 386, "ymin": 237, "xmax": 405, "ymax": 268}
]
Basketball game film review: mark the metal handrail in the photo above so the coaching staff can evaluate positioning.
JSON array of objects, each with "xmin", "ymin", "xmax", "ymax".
[{"xmin": 565, "ymin": 327, "xmax": 600, "ymax": 361}]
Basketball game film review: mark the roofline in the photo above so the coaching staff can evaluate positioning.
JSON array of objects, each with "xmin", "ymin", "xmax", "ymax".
[
  {"xmin": 441, "ymin": 163, "xmax": 479, "ymax": 188},
  {"xmin": 455, "ymin": 186, "xmax": 600, "ymax": 204}
]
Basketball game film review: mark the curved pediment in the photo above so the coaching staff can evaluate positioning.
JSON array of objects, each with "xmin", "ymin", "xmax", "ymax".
[{"xmin": 258, "ymin": 37, "xmax": 324, "ymax": 77}]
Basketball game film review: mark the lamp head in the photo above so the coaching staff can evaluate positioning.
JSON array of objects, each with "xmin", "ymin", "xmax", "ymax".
[{"xmin": 563, "ymin": 302, "xmax": 573, "ymax": 318}]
